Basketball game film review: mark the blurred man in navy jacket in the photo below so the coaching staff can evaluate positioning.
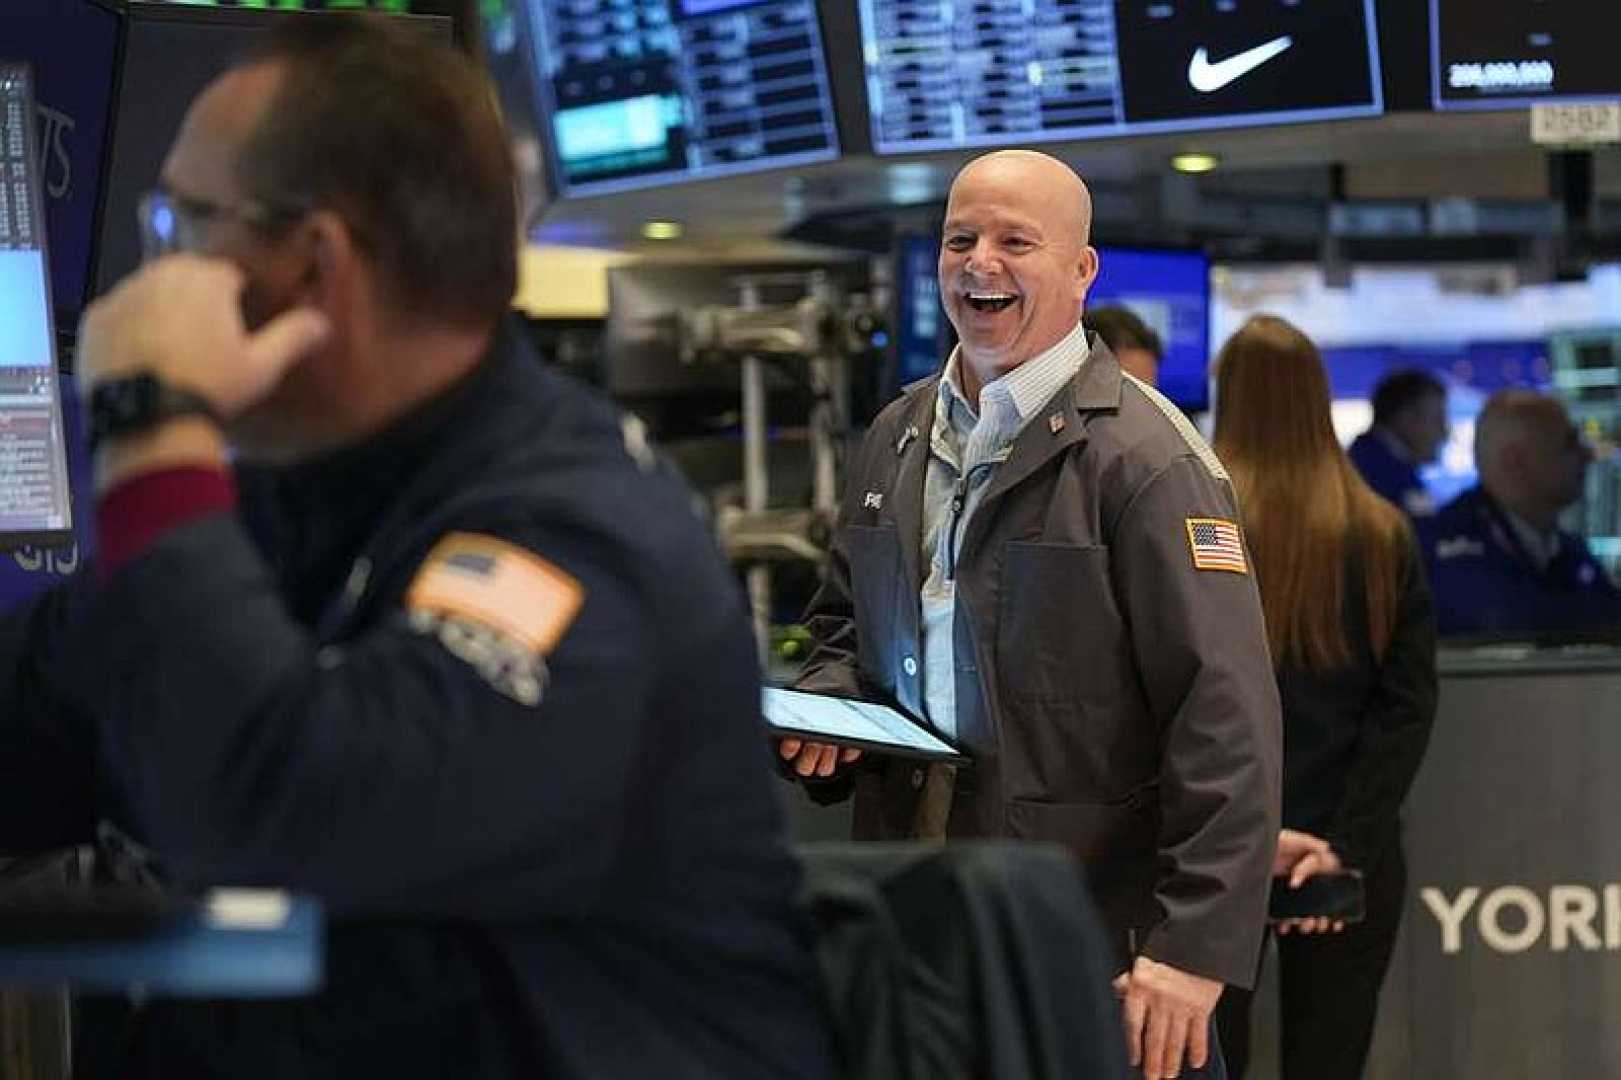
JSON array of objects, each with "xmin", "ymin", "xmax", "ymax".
[
  {"xmin": 2, "ymin": 19, "xmax": 835, "ymax": 1079},
  {"xmin": 1421, "ymin": 390, "xmax": 1618, "ymax": 638},
  {"xmin": 1348, "ymin": 370, "xmax": 1448, "ymax": 519}
]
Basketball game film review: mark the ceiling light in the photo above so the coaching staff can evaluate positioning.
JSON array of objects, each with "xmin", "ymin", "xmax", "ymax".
[
  {"xmin": 641, "ymin": 220, "xmax": 684, "ymax": 241},
  {"xmin": 1171, "ymin": 153, "xmax": 1220, "ymax": 175}
]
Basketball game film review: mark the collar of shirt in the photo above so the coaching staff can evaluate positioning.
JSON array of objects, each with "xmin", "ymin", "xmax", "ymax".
[
  {"xmin": 933, "ymin": 321, "xmax": 1091, "ymax": 464},
  {"xmin": 1373, "ymin": 425, "xmax": 1417, "ymax": 466},
  {"xmin": 1498, "ymin": 503, "xmax": 1563, "ymax": 572}
]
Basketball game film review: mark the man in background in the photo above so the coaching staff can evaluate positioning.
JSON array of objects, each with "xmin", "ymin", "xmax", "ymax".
[
  {"xmin": 1422, "ymin": 389, "xmax": 1618, "ymax": 637},
  {"xmin": 0, "ymin": 19, "xmax": 833, "ymax": 1078},
  {"xmin": 1348, "ymin": 370, "xmax": 1449, "ymax": 518},
  {"xmin": 1084, "ymin": 303, "xmax": 1163, "ymax": 384},
  {"xmin": 783, "ymin": 149, "xmax": 1280, "ymax": 1080}
]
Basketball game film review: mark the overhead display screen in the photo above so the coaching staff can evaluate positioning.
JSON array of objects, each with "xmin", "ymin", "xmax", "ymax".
[
  {"xmin": 528, "ymin": 0, "xmax": 840, "ymax": 196},
  {"xmin": 1431, "ymin": 1, "xmax": 1618, "ymax": 110},
  {"xmin": 860, "ymin": 0, "xmax": 1382, "ymax": 153}
]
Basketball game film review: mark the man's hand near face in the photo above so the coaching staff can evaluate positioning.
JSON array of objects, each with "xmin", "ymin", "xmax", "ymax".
[
  {"xmin": 77, "ymin": 254, "xmax": 329, "ymax": 488},
  {"xmin": 1113, "ymin": 956, "xmax": 1223, "ymax": 1079}
]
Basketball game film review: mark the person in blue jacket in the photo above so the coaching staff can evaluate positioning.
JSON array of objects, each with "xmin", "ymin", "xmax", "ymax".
[
  {"xmin": 1, "ymin": 20, "xmax": 835, "ymax": 1079},
  {"xmin": 1347, "ymin": 370, "xmax": 1449, "ymax": 519},
  {"xmin": 1421, "ymin": 389, "xmax": 1619, "ymax": 638}
]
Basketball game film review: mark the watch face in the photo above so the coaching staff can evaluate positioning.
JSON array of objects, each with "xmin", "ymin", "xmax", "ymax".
[
  {"xmin": 101, "ymin": 374, "xmax": 161, "ymax": 427},
  {"xmin": 1114, "ymin": 0, "xmax": 1379, "ymax": 126},
  {"xmin": 90, "ymin": 372, "xmax": 216, "ymax": 449}
]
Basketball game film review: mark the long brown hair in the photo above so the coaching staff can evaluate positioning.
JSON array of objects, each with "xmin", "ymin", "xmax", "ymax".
[{"xmin": 1213, "ymin": 316, "xmax": 1408, "ymax": 670}]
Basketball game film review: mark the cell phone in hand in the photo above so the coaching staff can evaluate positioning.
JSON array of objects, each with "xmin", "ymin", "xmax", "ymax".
[{"xmin": 1268, "ymin": 869, "xmax": 1365, "ymax": 924}]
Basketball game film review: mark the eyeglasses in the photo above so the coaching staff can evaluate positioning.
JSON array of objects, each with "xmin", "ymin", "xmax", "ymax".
[{"xmin": 137, "ymin": 187, "xmax": 309, "ymax": 261}]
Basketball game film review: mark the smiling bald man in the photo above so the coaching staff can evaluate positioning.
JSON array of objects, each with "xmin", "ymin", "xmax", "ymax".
[{"xmin": 784, "ymin": 150, "xmax": 1281, "ymax": 1079}]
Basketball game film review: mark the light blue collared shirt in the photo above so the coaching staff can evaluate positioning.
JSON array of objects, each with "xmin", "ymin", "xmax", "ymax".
[{"xmin": 919, "ymin": 322, "xmax": 1091, "ymax": 737}]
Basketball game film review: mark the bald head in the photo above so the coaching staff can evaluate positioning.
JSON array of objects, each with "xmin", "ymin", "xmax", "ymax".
[
  {"xmin": 938, "ymin": 150, "xmax": 1100, "ymax": 388},
  {"xmin": 1476, "ymin": 391, "xmax": 1572, "ymax": 477},
  {"xmin": 948, "ymin": 150, "xmax": 1094, "ymax": 251},
  {"xmin": 1475, "ymin": 390, "xmax": 1590, "ymax": 527}
]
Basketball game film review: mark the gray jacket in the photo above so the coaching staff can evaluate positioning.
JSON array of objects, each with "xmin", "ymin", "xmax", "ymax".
[{"xmin": 797, "ymin": 338, "xmax": 1281, "ymax": 988}]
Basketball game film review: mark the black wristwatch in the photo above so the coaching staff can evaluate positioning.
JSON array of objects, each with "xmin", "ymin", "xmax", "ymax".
[{"xmin": 88, "ymin": 372, "xmax": 222, "ymax": 452}]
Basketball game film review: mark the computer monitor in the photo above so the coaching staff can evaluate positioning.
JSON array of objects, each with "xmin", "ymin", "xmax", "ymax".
[
  {"xmin": 0, "ymin": 64, "xmax": 76, "ymax": 549},
  {"xmin": 1089, "ymin": 246, "xmax": 1211, "ymax": 412},
  {"xmin": 94, "ymin": 5, "xmax": 455, "ymax": 301},
  {"xmin": 859, "ymin": 0, "xmax": 1382, "ymax": 154},
  {"xmin": 521, "ymin": 0, "xmax": 842, "ymax": 196},
  {"xmin": 2, "ymin": 0, "xmax": 122, "ymax": 333},
  {"xmin": 1320, "ymin": 339, "xmax": 1553, "ymax": 511},
  {"xmin": 1431, "ymin": 0, "xmax": 1616, "ymax": 111},
  {"xmin": 892, "ymin": 232, "xmax": 943, "ymax": 387}
]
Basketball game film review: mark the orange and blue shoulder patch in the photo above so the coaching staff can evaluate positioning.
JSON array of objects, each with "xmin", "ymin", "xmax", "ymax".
[
  {"xmin": 1185, "ymin": 517, "xmax": 1248, "ymax": 574},
  {"xmin": 407, "ymin": 532, "xmax": 584, "ymax": 656}
]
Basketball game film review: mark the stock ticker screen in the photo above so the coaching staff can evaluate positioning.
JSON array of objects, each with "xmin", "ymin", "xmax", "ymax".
[
  {"xmin": 860, "ymin": 0, "xmax": 1382, "ymax": 154},
  {"xmin": 1432, "ymin": 1, "xmax": 1619, "ymax": 110},
  {"xmin": 528, "ymin": 0, "xmax": 840, "ymax": 195},
  {"xmin": 0, "ymin": 65, "xmax": 75, "ymax": 543}
]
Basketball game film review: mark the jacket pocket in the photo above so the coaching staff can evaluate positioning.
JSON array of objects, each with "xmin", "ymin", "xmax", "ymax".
[
  {"xmin": 996, "ymin": 541, "xmax": 1124, "ymax": 702},
  {"xmin": 1005, "ymin": 787, "xmax": 1159, "ymax": 863},
  {"xmin": 995, "ymin": 541, "xmax": 1155, "ymax": 801}
]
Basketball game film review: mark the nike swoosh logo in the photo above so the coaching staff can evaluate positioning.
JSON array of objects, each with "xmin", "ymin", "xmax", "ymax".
[{"xmin": 1187, "ymin": 35, "xmax": 1294, "ymax": 93}]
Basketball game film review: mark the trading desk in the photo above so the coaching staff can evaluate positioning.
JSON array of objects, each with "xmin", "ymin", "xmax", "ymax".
[{"xmin": 1366, "ymin": 647, "xmax": 1621, "ymax": 1077}]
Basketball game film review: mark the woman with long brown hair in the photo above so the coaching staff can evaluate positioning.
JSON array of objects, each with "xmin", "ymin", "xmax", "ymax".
[{"xmin": 1210, "ymin": 316, "xmax": 1437, "ymax": 1080}]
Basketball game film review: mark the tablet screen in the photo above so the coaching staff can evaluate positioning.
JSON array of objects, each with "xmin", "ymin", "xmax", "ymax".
[{"xmin": 763, "ymin": 687, "xmax": 965, "ymax": 762}]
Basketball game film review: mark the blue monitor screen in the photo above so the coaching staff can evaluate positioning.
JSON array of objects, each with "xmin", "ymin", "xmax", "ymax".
[
  {"xmin": 1321, "ymin": 339, "xmax": 1552, "ymax": 510},
  {"xmin": 1090, "ymin": 247, "xmax": 1211, "ymax": 411},
  {"xmin": 526, "ymin": 0, "xmax": 841, "ymax": 196},
  {"xmin": 893, "ymin": 233, "xmax": 942, "ymax": 387}
]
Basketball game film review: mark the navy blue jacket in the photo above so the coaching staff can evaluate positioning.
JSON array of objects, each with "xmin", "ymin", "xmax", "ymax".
[
  {"xmin": 1348, "ymin": 430, "xmax": 1433, "ymax": 518},
  {"xmin": 1418, "ymin": 485, "xmax": 1619, "ymax": 639},
  {"xmin": 0, "ymin": 322, "xmax": 836, "ymax": 1079}
]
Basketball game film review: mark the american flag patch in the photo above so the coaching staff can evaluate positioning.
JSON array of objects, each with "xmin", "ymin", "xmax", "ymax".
[
  {"xmin": 1185, "ymin": 518, "xmax": 1248, "ymax": 574},
  {"xmin": 406, "ymin": 533, "xmax": 584, "ymax": 655}
]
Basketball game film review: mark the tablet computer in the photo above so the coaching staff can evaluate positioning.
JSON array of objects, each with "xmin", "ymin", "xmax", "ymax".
[{"xmin": 763, "ymin": 687, "xmax": 968, "ymax": 764}]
